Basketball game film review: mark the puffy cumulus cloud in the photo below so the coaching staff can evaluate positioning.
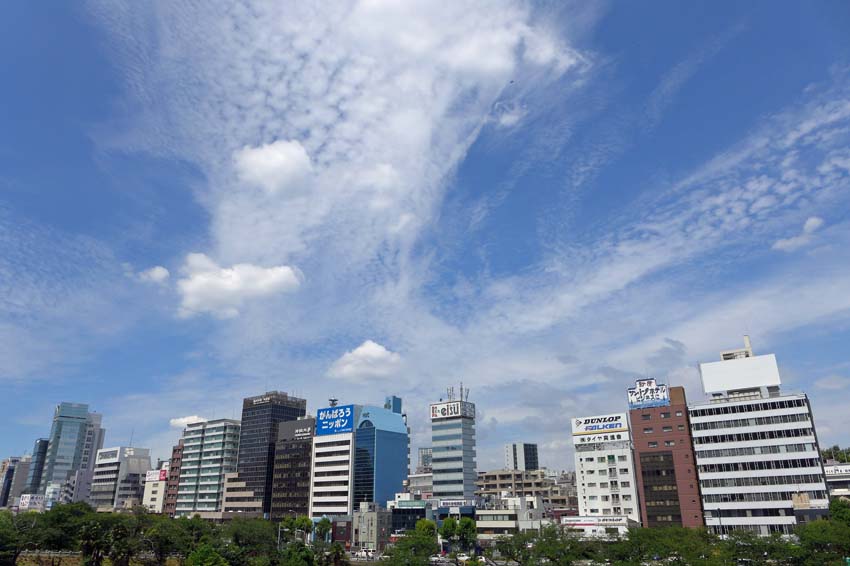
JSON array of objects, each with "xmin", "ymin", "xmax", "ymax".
[
  {"xmin": 169, "ymin": 415, "xmax": 206, "ymax": 428},
  {"xmin": 233, "ymin": 140, "xmax": 313, "ymax": 195},
  {"xmin": 177, "ymin": 253, "xmax": 302, "ymax": 319},
  {"xmin": 773, "ymin": 216, "xmax": 824, "ymax": 252},
  {"xmin": 328, "ymin": 340, "xmax": 402, "ymax": 380},
  {"xmin": 138, "ymin": 265, "xmax": 170, "ymax": 284}
]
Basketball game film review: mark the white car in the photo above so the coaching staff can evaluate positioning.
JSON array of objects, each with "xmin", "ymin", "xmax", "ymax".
[{"xmin": 455, "ymin": 553, "xmax": 471, "ymax": 563}]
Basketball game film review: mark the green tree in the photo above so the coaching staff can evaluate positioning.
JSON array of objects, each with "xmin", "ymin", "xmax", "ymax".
[
  {"xmin": 829, "ymin": 498, "xmax": 850, "ymax": 527},
  {"xmin": 314, "ymin": 518, "xmax": 332, "ymax": 544},
  {"xmin": 317, "ymin": 542, "xmax": 349, "ymax": 566},
  {"xmin": 0, "ymin": 510, "xmax": 41, "ymax": 566},
  {"xmin": 386, "ymin": 527, "xmax": 439, "ymax": 566},
  {"xmin": 493, "ymin": 530, "xmax": 535, "ymax": 565},
  {"xmin": 796, "ymin": 519, "xmax": 850, "ymax": 566},
  {"xmin": 414, "ymin": 519, "xmax": 436, "ymax": 538},
  {"xmin": 295, "ymin": 517, "xmax": 314, "ymax": 544},
  {"xmin": 456, "ymin": 518, "xmax": 476, "ymax": 553},
  {"xmin": 280, "ymin": 540, "xmax": 315, "ymax": 566},
  {"xmin": 438, "ymin": 518, "xmax": 457, "ymax": 544},
  {"xmin": 187, "ymin": 543, "xmax": 230, "ymax": 566},
  {"xmin": 141, "ymin": 514, "xmax": 191, "ymax": 565},
  {"xmin": 79, "ymin": 520, "xmax": 109, "ymax": 566}
]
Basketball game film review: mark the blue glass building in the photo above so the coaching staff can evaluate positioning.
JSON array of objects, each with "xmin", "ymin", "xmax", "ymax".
[{"xmin": 353, "ymin": 399, "xmax": 409, "ymax": 508}]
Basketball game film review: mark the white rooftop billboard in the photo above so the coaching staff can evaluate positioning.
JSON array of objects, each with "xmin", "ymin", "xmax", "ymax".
[{"xmin": 699, "ymin": 353, "xmax": 781, "ymax": 394}]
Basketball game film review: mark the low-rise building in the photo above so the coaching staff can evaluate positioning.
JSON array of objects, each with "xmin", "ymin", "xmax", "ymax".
[
  {"xmin": 352, "ymin": 502, "xmax": 393, "ymax": 552},
  {"xmin": 560, "ymin": 515, "xmax": 639, "ymax": 539},
  {"xmin": 475, "ymin": 496, "xmax": 548, "ymax": 546},
  {"xmin": 823, "ymin": 462, "xmax": 850, "ymax": 500}
]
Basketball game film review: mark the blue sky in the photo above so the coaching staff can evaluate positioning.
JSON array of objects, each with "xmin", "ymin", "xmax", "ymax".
[{"xmin": 2, "ymin": 1, "xmax": 850, "ymax": 470}]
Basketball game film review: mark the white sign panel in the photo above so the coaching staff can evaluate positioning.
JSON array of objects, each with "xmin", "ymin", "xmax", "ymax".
[
  {"xmin": 627, "ymin": 379, "xmax": 670, "ymax": 410},
  {"xmin": 825, "ymin": 465, "xmax": 850, "ymax": 476},
  {"xmin": 430, "ymin": 401, "xmax": 475, "ymax": 420},
  {"xmin": 572, "ymin": 413, "xmax": 628, "ymax": 436}
]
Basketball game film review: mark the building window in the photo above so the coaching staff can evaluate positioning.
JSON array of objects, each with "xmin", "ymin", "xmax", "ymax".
[
  {"xmin": 662, "ymin": 426, "xmax": 673, "ymax": 432},
  {"xmin": 648, "ymin": 442, "xmax": 658, "ymax": 448},
  {"xmin": 664, "ymin": 440, "xmax": 675, "ymax": 447},
  {"xmin": 643, "ymin": 428, "xmax": 654, "ymax": 434},
  {"xmin": 675, "ymin": 411, "xmax": 683, "ymax": 417},
  {"xmin": 677, "ymin": 425, "xmax": 685, "ymax": 431},
  {"xmin": 642, "ymin": 414, "xmax": 651, "ymax": 421},
  {"xmin": 660, "ymin": 412, "xmax": 671, "ymax": 419},
  {"xmin": 621, "ymin": 482, "xmax": 630, "ymax": 488},
  {"xmin": 618, "ymin": 455, "xmax": 627, "ymax": 461}
]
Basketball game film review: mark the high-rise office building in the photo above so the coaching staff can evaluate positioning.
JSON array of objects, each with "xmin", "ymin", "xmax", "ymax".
[
  {"xmin": 88, "ymin": 447, "xmax": 151, "ymax": 511},
  {"xmin": 504, "ymin": 442, "xmax": 539, "ymax": 471},
  {"xmin": 572, "ymin": 413, "xmax": 641, "ymax": 524},
  {"xmin": 308, "ymin": 398, "xmax": 409, "ymax": 518},
  {"xmin": 236, "ymin": 391, "xmax": 307, "ymax": 516},
  {"xmin": 689, "ymin": 338, "xmax": 829, "ymax": 535},
  {"xmin": 39, "ymin": 403, "xmax": 105, "ymax": 495},
  {"xmin": 430, "ymin": 389, "xmax": 477, "ymax": 501},
  {"xmin": 175, "ymin": 419, "xmax": 241, "ymax": 517},
  {"xmin": 627, "ymin": 379, "xmax": 702, "ymax": 528},
  {"xmin": 24, "ymin": 439, "xmax": 48, "ymax": 495},
  {"xmin": 271, "ymin": 417, "xmax": 315, "ymax": 520}
]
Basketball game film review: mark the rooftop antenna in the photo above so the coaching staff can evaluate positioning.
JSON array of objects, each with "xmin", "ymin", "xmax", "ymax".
[
  {"xmin": 128, "ymin": 428, "xmax": 134, "ymax": 448},
  {"xmin": 329, "ymin": 397, "xmax": 338, "ymax": 407}
]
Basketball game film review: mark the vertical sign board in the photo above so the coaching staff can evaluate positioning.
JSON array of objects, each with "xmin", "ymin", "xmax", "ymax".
[
  {"xmin": 627, "ymin": 378, "xmax": 670, "ymax": 410},
  {"xmin": 316, "ymin": 405, "xmax": 354, "ymax": 436}
]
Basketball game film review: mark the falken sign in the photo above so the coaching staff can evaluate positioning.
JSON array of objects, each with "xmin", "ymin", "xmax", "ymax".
[
  {"xmin": 571, "ymin": 413, "xmax": 628, "ymax": 436},
  {"xmin": 430, "ymin": 401, "xmax": 475, "ymax": 420},
  {"xmin": 627, "ymin": 378, "xmax": 670, "ymax": 410},
  {"xmin": 316, "ymin": 405, "xmax": 354, "ymax": 436}
]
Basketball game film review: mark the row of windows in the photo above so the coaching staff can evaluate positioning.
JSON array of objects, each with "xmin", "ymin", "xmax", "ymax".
[
  {"xmin": 314, "ymin": 460, "xmax": 350, "ymax": 468},
  {"xmin": 313, "ymin": 449, "xmax": 350, "ymax": 458},
  {"xmin": 698, "ymin": 458, "xmax": 821, "ymax": 474},
  {"xmin": 645, "ymin": 499, "xmax": 681, "ymax": 507},
  {"xmin": 695, "ymin": 443, "xmax": 816, "ymax": 459},
  {"xmin": 700, "ymin": 474, "xmax": 824, "ymax": 488},
  {"xmin": 312, "ymin": 491, "xmax": 349, "ymax": 498},
  {"xmin": 584, "ymin": 481, "xmax": 631, "ymax": 489},
  {"xmin": 694, "ymin": 428, "xmax": 813, "ymax": 445},
  {"xmin": 643, "ymin": 425, "xmax": 686, "ymax": 433},
  {"xmin": 691, "ymin": 413, "xmax": 809, "ymax": 431},
  {"xmin": 640, "ymin": 411, "xmax": 684, "ymax": 420},
  {"xmin": 690, "ymin": 398, "xmax": 806, "ymax": 418},
  {"xmin": 647, "ymin": 440, "xmax": 679, "ymax": 448},
  {"xmin": 314, "ymin": 440, "xmax": 351, "ymax": 448},
  {"xmin": 703, "ymin": 490, "xmax": 828, "ymax": 503}
]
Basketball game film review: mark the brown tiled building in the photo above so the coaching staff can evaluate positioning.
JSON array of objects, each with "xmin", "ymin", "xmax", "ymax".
[
  {"xmin": 628, "ymin": 382, "xmax": 703, "ymax": 528},
  {"xmin": 163, "ymin": 439, "xmax": 183, "ymax": 518}
]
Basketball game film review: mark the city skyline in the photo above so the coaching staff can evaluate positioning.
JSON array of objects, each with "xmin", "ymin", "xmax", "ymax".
[{"xmin": 2, "ymin": 2, "xmax": 850, "ymax": 473}]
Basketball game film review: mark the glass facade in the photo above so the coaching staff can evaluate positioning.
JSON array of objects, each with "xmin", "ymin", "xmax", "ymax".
[
  {"xmin": 24, "ymin": 439, "xmax": 48, "ymax": 494},
  {"xmin": 271, "ymin": 418, "xmax": 314, "ymax": 519},
  {"xmin": 39, "ymin": 403, "xmax": 104, "ymax": 494},
  {"xmin": 237, "ymin": 392, "xmax": 307, "ymax": 515}
]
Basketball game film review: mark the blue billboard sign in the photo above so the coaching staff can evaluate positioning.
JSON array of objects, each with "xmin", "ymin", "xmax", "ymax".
[
  {"xmin": 316, "ymin": 405, "xmax": 354, "ymax": 436},
  {"xmin": 627, "ymin": 379, "xmax": 670, "ymax": 410}
]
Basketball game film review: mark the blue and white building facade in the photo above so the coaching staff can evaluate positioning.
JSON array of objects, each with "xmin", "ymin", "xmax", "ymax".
[{"xmin": 309, "ymin": 398, "xmax": 409, "ymax": 518}]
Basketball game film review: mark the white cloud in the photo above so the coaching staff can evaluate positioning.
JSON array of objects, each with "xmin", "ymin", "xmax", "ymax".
[
  {"xmin": 814, "ymin": 375, "xmax": 850, "ymax": 390},
  {"xmin": 138, "ymin": 265, "xmax": 170, "ymax": 284},
  {"xmin": 328, "ymin": 340, "xmax": 401, "ymax": 380},
  {"xmin": 176, "ymin": 253, "xmax": 302, "ymax": 318},
  {"xmin": 772, "ymin": 216, "xmax": 824, "ymax": 252},
  {"xmin": 169, "ymin": 415, "xmax": 206, "ymax": 428},
  {"xmin": 233, "ymin": 140, "xmax": 313, "ymax": 194}
]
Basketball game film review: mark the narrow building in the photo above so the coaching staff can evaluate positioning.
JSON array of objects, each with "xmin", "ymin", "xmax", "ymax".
[
  {"xmin": 627, "ymin": 379, "xmax": 703, "ymax": 528},
  {"xmin": 504, "ymin": 443, "xmax": 539, "ymax": 471},
  {"xmin": 271, "ymin": 417, "xmax": 315, "ymax": 519},
  {"xmin": 572, "ymin": 413, "xmax": 641, "ymax": 524},
  {"xmin": 175, "ymin": 419, "xmax": 241, "ymax": 517},
  {"xmin": 430, "ymin": 387, "xmax": 477, "ymax": 502}
]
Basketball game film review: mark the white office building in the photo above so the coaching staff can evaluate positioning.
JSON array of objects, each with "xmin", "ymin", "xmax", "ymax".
[
  {"xmin": 572, "ymin": 413, "xmax": 641, "ymax": 524},
  {"xmin": 430, "ymin": 390, "xmax": 477, "ymax": 502},
  {"xmin": 142, "ymin": 463, "xmax": 169, "ymax": 513},
  {"xmin": 689, "ymin": 337, "xmax": 829, "ymax": 536},
  {"xmin": 504, "ymin": 443, "xmax": 539, "ymax": 471},
  {"xmin": 175, "ymin": 419, "xmax": 241, "ymax": 516},
  {"xmin": 89, "ymin": 447, "xmax": 152, "ymax": 511},
  {"xmin": 824, "ymin": 462, "xmax": 850, "ymax": 499},
  {"xmin": 309, "ymin": 405, "xmax": 356, "ymax": 518}
]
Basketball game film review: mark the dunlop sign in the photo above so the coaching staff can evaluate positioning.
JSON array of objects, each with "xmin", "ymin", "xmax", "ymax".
[{"xmin": 571, "ymin": 413, "xmax": 628, "ymax": 436}]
